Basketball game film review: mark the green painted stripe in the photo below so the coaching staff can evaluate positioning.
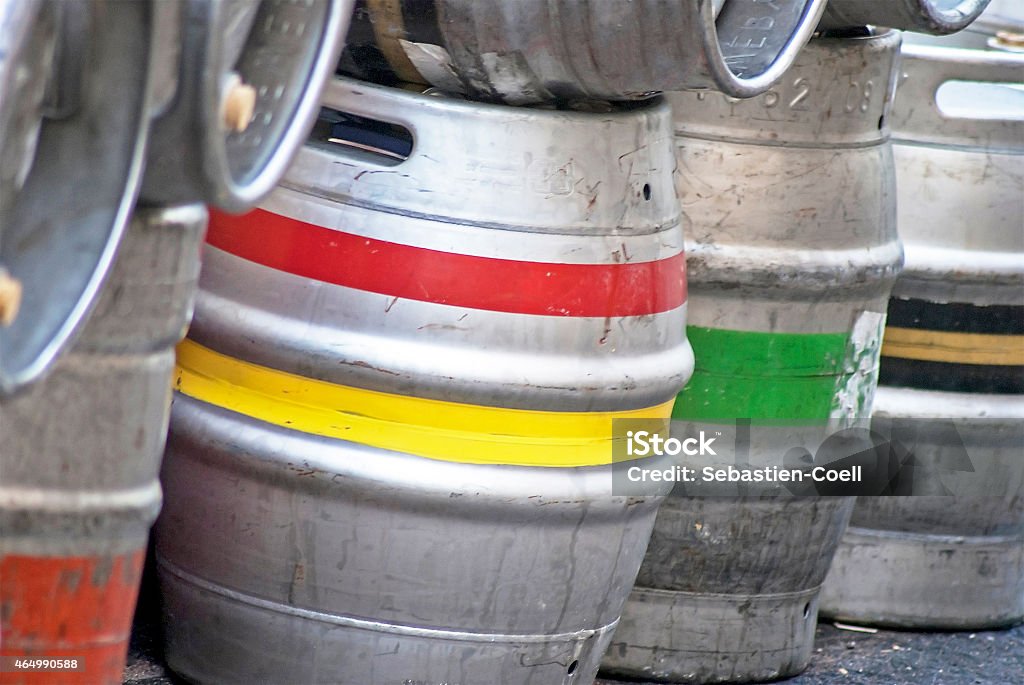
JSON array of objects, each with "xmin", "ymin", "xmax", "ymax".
[
  {"xmin": 675, "ymin": 326, "xmax": 867, "ymax": 421},
  {"xmin": 685, "ymin": 327, "xmax": 852, "ymax": 376}
]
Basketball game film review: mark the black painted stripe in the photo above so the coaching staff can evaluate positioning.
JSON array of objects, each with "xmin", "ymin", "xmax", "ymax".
[
  {"xmin": 879, "ymin": 356, "xmax": 1024, "ymax": 394},
  {"xmin": 887, "ymin": 297, "xmax": 1024, "ymax": 335}
]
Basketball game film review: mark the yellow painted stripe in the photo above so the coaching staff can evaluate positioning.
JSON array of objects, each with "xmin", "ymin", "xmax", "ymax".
[
  {"xmin": 365, "ymin": 0, "xmax": 425, "ymax": 84},
  {"xmin": 882, "ymin": 327, "xmax": 1024, "ymax": 366},
  {"xmin": 174, "ymin": 339, "xmax": 672, "ymax": 467}
]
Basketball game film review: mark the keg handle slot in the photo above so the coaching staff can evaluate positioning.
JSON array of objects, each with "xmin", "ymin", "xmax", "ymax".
[
  {"xmin": 317, "ymin": 78, "xmax": 454, "ymax": 168},
  {"xmin": 313, "ymin": 107, "xmax": 413, "ymax": 165},
  {"xmin": 892, "ymin": 44, "xmax": 1024, "ymax": 140},
  {"xmin": 936, "ymin": 79, "xmax": 1024, "ymax": 120}
]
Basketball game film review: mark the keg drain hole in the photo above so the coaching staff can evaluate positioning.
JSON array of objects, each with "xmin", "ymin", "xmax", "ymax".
[
  {"xmin": 642, "ymin": 183, "xmax": 651, "ymax": 201},
  {"xmin": 567, "ymin": 659, "xmax": 579, "ymax": 675},
  {"xmin": 803, "ymin": 602, "xmax": 811, "ymax": 619},
  {"xmin": 877, "ymin": 115, "xmax": 885, "ymax": 131}
]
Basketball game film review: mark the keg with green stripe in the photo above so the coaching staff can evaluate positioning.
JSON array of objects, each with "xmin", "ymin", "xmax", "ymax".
[
  {"xmin": 602, "ymin": 29, "xmax": 903, "ymax": 684},
  {"xmin": 156, "ymin": 78, "xmax": 693, "ymax": 685},
  {"xmin": 820, "ymin": 24, "xmax": 1024, "ymax": 630}
]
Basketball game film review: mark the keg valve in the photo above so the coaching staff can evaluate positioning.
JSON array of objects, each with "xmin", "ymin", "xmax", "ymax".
[
  {"xmin": 221, "ymin": 72, "xmax": 256, "ymax": 133},
  {"xmin": 0, "ymin": 268, "xmax": 23, "ymax": 326}
]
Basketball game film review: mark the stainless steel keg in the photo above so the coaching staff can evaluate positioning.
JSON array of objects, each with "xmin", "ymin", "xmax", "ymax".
[
  {"xmin": 820, "ymin": 38, "xmax": 1024, "ymax": 629},
  {"xmin": 339, "ymin": 0, "xmax": 828, "ymax": 103},
  {"xmin": 0, "ymin": 0, "xmax": 161, "ymax": 394},
  {"xmin": 156, "ymin": 77, "xmax": 694, "ymax": 685},
  {"xmin": 602, "ymin": 29, "xmax": 904, "ymax": 683},
  {"xmin": 819, "ymin": 0, "xmax": 991, "ymax": 34},
  {"xmin": 140, "ymin": 0, "xmax": 354, "ymax": 211},
  {"xmin": 0, "ymin": 206, "xmax": 206, "ymax": 685},
  {"xmin": 0, "ymin": 0, "xmax": 350, "ymax": 394}
]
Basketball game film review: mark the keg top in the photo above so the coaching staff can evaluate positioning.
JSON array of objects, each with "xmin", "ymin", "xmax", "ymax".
[
  {"xmin": 281, "ymin": 77, "xmax": 680, "ymax": 235},
  {"xmin": 667, "ymin": 29, "xmax": 902, "ymax": 147},
  {"xmin": 890, "ymin": 43, "xmax": 1024, "ymax": 153}
]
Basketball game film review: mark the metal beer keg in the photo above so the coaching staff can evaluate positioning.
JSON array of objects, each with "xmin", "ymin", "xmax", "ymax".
[
  {"xmin": 820, "ymin": 38, "xmax": 1024, "ymax": 629},
  {"xmin": 156, "ymin": 77, "xmax": 694, "ymax": 684},
  {"xmin": 819, "ymin": 0, "xmax": 991, "ymax": 34},
  {"xmin": 602, "ymin": 29, "xmax": 903, "ymax": 683},
  {"xmin": 0, "ymin": 0, "xmax": 160, "ymax": 394},
  {"xmin": 339, "ymin": 0, "xmax": 828, "ymax": 103},
  {"xmin": 0, "ymin": 206, "xmax": 206, "ymax": 685},
  {"xmin": 140, "ymin": 0, "xmax": 353, "ymax": 211}
]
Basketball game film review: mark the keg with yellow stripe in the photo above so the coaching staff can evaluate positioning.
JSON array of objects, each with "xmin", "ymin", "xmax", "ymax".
[
  {"xmin": 820, "ymin": 32, "xmax": 1024, "ymax": 629},
  {"xmin": 602, "ymin": 29, "xmax": 903, "ymax": 683},
  {"xmin": 155, "ymin": 77, "xmax": 693, "ymax": 684}
]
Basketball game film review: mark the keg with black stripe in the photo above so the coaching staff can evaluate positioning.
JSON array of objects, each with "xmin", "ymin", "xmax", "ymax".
[
  {"xmin": 155, "ymin": 77, "xmax": 694, "ymax": 685},
  {"xmin": 339, "ymin": 0, "xmax": 828, "ymax": 103},
  {"xmin": 819, "ymin": 36, "xmax": 1024, "ymax": 629},
  {"xmin": 601, "ymin": 29, "xmax": 903, "ymax": 683},
  {"xmin": 0, "ymin": 206, "xmax": 206, "ymax": 685}
]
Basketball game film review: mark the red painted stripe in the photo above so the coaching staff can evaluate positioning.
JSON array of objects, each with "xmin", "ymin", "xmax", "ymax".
[
  {"xmin": 0, "ymin": 550, "xmax": 144, "ymax": 685},
  {"xmin": 207, "ymin": 209, "xmax": 687, "ymax": 317}
]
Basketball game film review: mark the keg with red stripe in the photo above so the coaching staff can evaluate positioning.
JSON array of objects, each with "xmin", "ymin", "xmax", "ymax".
[
  {"xmin": 156, "ymin": 77, "xmax": 693, "ymax": 684},
  {"xmin": 0, "ymin": 206, "xmax": 206, "ymax": 685},
  {"xmin": 820, "ymin": 31, "xmax": 1024, "ymax": 630},
  {"xmin": 603, "ymin": 29, "xmax": 904, "ymax": 683}
]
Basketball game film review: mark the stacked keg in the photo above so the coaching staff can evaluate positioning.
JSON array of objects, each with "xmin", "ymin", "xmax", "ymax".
[
  {"xmin": 820, "ymin": 21, "xmax": 1024, "ymax": 630},
  {"xmin": 150, "ymin": 4, "xmax": 857, "ymax": 683},
  {"xmin": 339, "ymin": 0, "xmax": 829, "ymax": 101},
  {"xmin": 600, "ymin": 27, "xmax": 904, "ymax": 684},
  {"xmin": 156, "ymin": 77, "xmax": 693, "ymax": 684},
  {"xmin": 0, "ymin": 2, "xmax": 352, "ymax": 682}
]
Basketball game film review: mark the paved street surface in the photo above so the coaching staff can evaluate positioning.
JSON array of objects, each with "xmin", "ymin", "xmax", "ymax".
[{"xmin": 596, "ymin": 622, "xmax": 1024, "ymax": 685}]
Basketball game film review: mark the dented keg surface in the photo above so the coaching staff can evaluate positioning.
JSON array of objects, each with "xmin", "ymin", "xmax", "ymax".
[
  {"xmin": 140, "ymin": 0, "xmax": 353, "ymax": 211},
  {"xmin": 819, "ymin": 0, "xmax": 992, "ymax": 35},
  {"xmin": 0, "ymin": 0, "xmax": 159, "ymax": 395},
  {"xmin": 0, "ymin": 206, "xmax": 206, "ymax": 685},
  {"xmin": 338, "ymin": 0, "xmax": 828, "ymax": 103},
  {"xmin": 156, "ymin": 77, "xmax": 694, "ymax": 685},
  {"xmin": 820, "ymin": 39, "xmax": 1024, "ymax": 630},
  {"xmin": 602, "ymin": 29, "xmax": 903, "ymax": 684}
]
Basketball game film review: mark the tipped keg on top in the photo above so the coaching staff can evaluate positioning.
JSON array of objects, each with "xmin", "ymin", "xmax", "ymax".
[
  {"xmin": 820, "ymin": 28, "xmax": 1024, "ymax": 631},
  {"xmin": 156, "ymin": 76, "xmax": 695, "ymax": 685},
  {"xmin": 339, "ymin": 0, "xmax": 829, "ymax": 102},
  {"xmin": 602, "ymin": 28, "xmax": 904, "ymax": 684}
]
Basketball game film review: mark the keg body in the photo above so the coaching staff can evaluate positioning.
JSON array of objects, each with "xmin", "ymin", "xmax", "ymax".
[
  {"xmin": 339, "ymin": 0, "xmax": 829, "ymax": 102},
  {"xmin": 820, "ymin": 41, "xmax": 1024, "ymax": 630},
  {"xmin": 602, "ymin": 30, "xmax": 903, "ymax": 683},
  {"xmin": 819, "ymin": 0, "xmax": 991, "ymax": 34},
  {"xmin": 157, "ymin": 78, "xmax": 694, "ymax": 685},
  {"xmin": 0, "ymin": 206, "xmax": 206, "ymax": 685}
]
